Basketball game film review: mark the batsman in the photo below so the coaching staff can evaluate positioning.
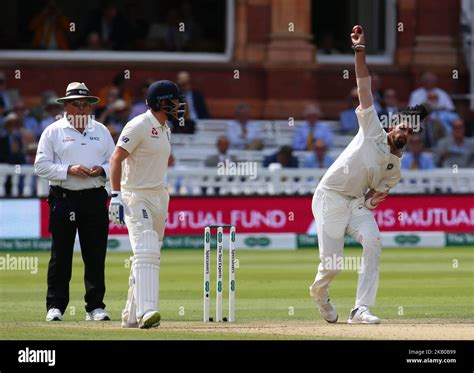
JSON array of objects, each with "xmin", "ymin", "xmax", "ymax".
[
  {"xmin": 309, "ymin": 26, "xmax": 428, "ymax": 324},
  {"xmin": 109, "ymin": 80, "xmax": 185, "ymax": 328}
]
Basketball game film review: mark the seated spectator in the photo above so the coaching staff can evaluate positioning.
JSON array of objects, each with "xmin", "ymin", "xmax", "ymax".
[
  {"xmin": 82, "ymin": 32, "xmax": 103, "ymax": 50},
  {"xmin": 100, "ymin": 99, "xmax": 130, "ymax": 133},
  {"xmin": 39, "ymin": 97, "xmax": 63, "ymax": 137},
  {"xmin": 83, "ymin": 2, "xmax": 130, "ymax": 50},
  {"xmin": 177, "ymin": 71, "xmax": 209, "ymax": 119},
  {"xmin": 263, "ymin": 146, "xmax": 298, "ymax": 168},
  {"xmin": 401, "ymin": 133, "xmax": 435, "ymax": 170},
  {"xmin": 409, "ymin": 71, "xmax": 455, "ymax": 110},
  {"xmin": 434, "ymin": 119, "xmax": 474, "ymax": 168},
  {"xmin": 0, "ymin": 96, "xmax": 5, "ymax": 128},
  {"xmin": 13, "ymin": 100, "xmax": 39, "ymax": 137},
  {"xmin": 29, "ymin": 0, "xmax": 70, "ymax": 49},
  {"xmin": 227, "ymin": 103, "xmax": 264, "ymax": 150},
  {"xmin": 339, "ymin": 88, "xmax": 359, "ymax": 134},
  {"xmin": 129, "ymin": 78, "xmax": 154, "ymax": 119},
  {"xmin": 98, "ymin": 73, "xmax": 132, "ymax": 109},
  {"xmin": 95, "ymin": 86, "xmax": 120, "ymax": 118},
  {"xmin": 293, "ymin": 104, "xmax": 333, "ymax": 150},
  {"xmin": 0, "ymin": 71, "xmax": 20, "ymax": 112},
  {"xmin": 205, "ymin": 135, "xmax": 237, "ymax": 167},
  {"xmin": 379, "ymin": 88, "xmax": 400, "ymax": 118},
  {"xmin": 170, "ymin": 71, "xmax": 210, "ymax": 134},
  {"xmin": 303, "ymin": 139, "xmax": 334, "ymax": 169},
  {"xmin": 0, "ymin": 113, "xmax": 27, "ymax": 164},
  {"xmin": 371, "ymin": 73, "xmax": 384, "ymax": 114},
  {"xmin": 30, "ymin": 89, "xmax": 59, "ymax": 123},
  {"xmin": 0, "ymin": 113, "xmax": 32, "ymax": 196},
  {"xmin": 424, "ymin": 90, "xmax": 460, "ymax": 136}
]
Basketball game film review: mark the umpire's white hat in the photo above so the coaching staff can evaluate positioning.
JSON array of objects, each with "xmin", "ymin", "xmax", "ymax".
[{"xmin": 56, "ymin": 82, "xmax": 99, "ymax": 104}]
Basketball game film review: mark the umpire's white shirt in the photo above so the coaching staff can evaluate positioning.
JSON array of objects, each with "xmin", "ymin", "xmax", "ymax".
[
  {"xmin": 35, "ymin": 115, "xmax": 115, "ymax": 190},
  {"xmin": 318, "ymin": 105, "xmax": 401, "ymax": 198}
]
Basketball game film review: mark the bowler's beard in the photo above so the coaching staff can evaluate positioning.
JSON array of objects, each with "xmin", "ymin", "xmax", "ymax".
[{"xmin": 393, "ymin": 137, "xmax": 406, "ymax": 149}]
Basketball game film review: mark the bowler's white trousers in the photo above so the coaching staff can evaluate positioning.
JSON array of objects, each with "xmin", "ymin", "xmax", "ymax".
[{"xmin": 309, "ymin": 187, "xmax": 382, "ymax": 308}]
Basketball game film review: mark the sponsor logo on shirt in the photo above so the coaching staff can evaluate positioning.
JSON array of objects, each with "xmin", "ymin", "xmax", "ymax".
[
  {"xmin": 151, "ymin": 127, "xmax": 159, "ymax": 138},
  {"xmin": 121, "ymin": 136, "xmax": 130, "ymax": 143},
  {"xmin": 62, "ymin": 136, "xmax": 75, "ymax": 142},
  {"xmin": 89, "ymin": 136, "xmax": 100, "ymax": 141},
  {"xmin": 142, "ymin": 209, "xmax": 149, "ymax": 219}
]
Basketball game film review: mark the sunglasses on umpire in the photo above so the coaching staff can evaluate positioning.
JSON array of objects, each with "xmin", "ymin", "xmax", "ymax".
[{"xmin": 68, "ymin": 100, "xmax": 92, "ymax": 108}]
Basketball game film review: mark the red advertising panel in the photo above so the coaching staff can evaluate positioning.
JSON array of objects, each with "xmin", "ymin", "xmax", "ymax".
[{"xmin": 40, "ymin": 195, "xmax": 474, "ymax": 237}]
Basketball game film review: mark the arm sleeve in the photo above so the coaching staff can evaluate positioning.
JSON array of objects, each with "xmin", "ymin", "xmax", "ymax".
[
  {"xmin": 355, "ymin": 105, "xmax": 383, "ymax": 137},
  {"xmin": 356, "ymin": 76, "xmax": 373, "ymax": 110},
  {"xmin": 100, "ymin": 126, "xmax": 116, "ymax": 179},
  {"xmin": 116, "ymin": 121, "xmax": 144, "ymax": 154},
  {"xmin": 34, "ymin": 130, "xmax": 69, "ymax": 181}
]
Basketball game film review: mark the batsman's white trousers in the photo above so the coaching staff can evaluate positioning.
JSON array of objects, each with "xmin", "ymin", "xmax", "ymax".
[
  {"xmin": 123, "ymin": 188, "xmax": 170, "ymax": 250},
  {"xmin": 309, "ymin": 187, "xmax": 382, "ymax": 308},
  {"xmin": 122, "ymin": 188, "xmax": 169, "ymax": 322}
]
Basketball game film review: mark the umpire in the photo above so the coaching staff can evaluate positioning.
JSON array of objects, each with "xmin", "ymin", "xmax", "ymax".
[{"xmin": 35, "ymin": 82, "xmax": 115, "ymax": 322}]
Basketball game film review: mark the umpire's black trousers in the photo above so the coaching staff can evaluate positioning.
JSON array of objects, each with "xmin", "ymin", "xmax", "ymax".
[{"xmin": 46, "ymin": 186, "xmax": 109, "ymax": 313}]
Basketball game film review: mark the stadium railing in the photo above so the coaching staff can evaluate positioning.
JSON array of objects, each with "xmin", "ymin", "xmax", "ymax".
[{"xmin": 1, "ymin": 164, "xmax": 473, "ymax": 197}]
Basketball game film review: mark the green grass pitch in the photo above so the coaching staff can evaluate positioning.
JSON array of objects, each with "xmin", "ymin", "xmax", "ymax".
[{"xmin": 0, "ymin": 247, "xmax": 473, "ymax": 340}]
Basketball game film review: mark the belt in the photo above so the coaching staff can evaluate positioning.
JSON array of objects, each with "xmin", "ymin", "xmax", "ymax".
[{"xmin": 49, "ymin": 186, "xmax": 105, "ymax": 198}]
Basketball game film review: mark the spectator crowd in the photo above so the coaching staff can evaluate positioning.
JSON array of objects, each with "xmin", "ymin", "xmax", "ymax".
[{"xmin": 1, "ymin": 69, "xmax": 473, "ymax": 197}]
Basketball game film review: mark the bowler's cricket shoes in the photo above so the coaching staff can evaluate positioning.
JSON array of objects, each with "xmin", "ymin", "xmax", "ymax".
[
  {"xmin": 139, "ymin": 310, "xmax": 161, "ymax": 329},
  {"xmin": 86, "ymin": 308, "xmax": 111, "ymax": 321},
  {"xmin": 348, "ymin": 306, "xmax": 380, "ymax": 324},
  {"xmin": 46, "ymin": 308, "xmax": 62, "ymax": 322},
  {"xmin": 315, "ymin": 298, "xmax": 338, "ymax": 323}
]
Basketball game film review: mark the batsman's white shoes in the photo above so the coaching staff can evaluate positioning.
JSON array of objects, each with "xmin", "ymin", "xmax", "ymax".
[
  {"xmin": 86, "ymin": 308, "xmax": 111, "ymax": 321},
  {"xmin": 315, "ymin": 298, "xmax": 338, "ymax": 323},
  {"xmin": 46, "ymin": 308, "xmax": 62, "ymax": 321},
  {"xmin": 348, "ymin": 306, "xmax": 380, "ymax": 324},
  {"xmin": 139, "ymin": 310, "xmax": 161, "ymax": 329}
]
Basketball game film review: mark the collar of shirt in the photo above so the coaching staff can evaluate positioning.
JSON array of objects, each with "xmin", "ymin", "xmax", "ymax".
[{"xmin": 146, "ymin": 110, "xmax": 168, "ymax": 128}]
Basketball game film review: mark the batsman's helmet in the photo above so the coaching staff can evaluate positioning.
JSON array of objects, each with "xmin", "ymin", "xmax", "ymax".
[{"xmin": 146, "ymin": 80, "xmax": 186, "ymax": 120}]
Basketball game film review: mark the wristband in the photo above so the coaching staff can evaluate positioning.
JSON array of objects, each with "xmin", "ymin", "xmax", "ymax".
[
  {"xmin": 364, "ymin": 198, "xmax": 377, "ymax": 209},
  {"xmin": 352, "ymin": 44, "xmax": 366, "ymax": 52},
  {"xmin": 111, "ymin": 191, "xmax": 121, "ymax": 199}
]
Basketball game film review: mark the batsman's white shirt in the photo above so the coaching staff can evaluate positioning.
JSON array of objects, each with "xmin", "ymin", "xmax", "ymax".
[
  {"xmin": 116, "ymin": 110, "xmax": 171, "ymax": 246},
  {"xmin": 318, "ymin": 105, "xmax": 401, "ymax": 197},
  {"xmin": 117, "ymin": 110, "xmax": 171, "ymax": 191}
]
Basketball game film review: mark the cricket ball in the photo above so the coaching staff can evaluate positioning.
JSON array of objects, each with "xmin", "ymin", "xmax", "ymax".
[{"xmin": 352, "ymin": 25, "xmax": 362, "ymax": 34}]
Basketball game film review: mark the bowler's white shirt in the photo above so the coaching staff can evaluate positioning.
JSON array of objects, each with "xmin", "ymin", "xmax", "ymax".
[
  {"xmin": 35, "ymin": 115, "xmax": 115, "ymax": 190},
  {"xmin": 318, "ymin": 105, "xmax": 401, "ymax": 198},
  {"xmin": 117, "ymin": 110, "xmax": 171, "ymax": 191}
]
